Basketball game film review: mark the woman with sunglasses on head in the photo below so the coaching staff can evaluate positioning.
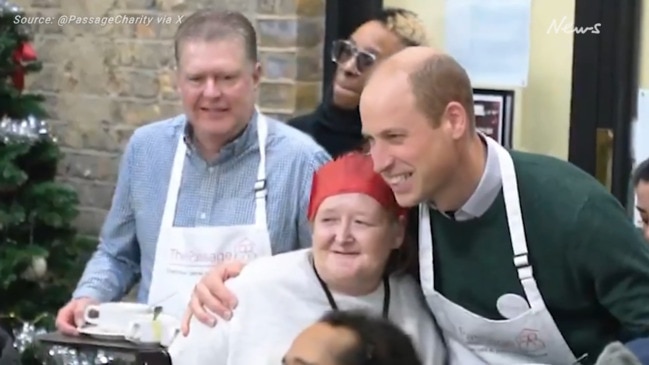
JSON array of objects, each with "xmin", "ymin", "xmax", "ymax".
[
  {"xmin": 287, "ymin": 8, "xmax": 429, "ymax": 158},
  {"xmin": 168, "ymin": 152, "xmax": 447, "ymax": 365}
]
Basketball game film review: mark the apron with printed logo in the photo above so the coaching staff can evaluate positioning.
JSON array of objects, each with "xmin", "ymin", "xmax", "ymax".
[
  {"xmin": 147, "ymin": 114, "xmax": 273, "ymax": 319},
  {"xmin": 419, "ymin": 137, "xmax": 578, "ymax": 364}
]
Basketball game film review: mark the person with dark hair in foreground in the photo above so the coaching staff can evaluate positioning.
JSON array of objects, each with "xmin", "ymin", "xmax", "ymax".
[
  {"xmin": 633, "ymin": 158, "xmax": 649, "ymax": 242},
  {"xmin": 283, "ymin": 310, "xmax": 423, "ymax": 365}
]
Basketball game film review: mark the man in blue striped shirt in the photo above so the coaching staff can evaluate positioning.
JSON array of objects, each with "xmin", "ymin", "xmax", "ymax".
[{"xmin": 55, "ymin": 9, "xmax": 330, "ymax": 335}]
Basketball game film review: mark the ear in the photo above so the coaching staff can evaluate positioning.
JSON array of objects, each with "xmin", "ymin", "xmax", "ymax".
[
  {"xmin": 443, "ymin": 101, "xmax": 469, "ymax": 140},
  {"xmin": 391, "ymin": 214, "xmax": 407, "ymax": 250},
  {"xmin": 252, "ymin": 62, "xmax": 262, "ymax": 90}
]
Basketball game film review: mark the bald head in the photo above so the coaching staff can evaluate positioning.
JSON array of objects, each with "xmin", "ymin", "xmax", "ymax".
[
  {"xmin": 374, "ymin": 46, "xmax": 440, "ymax": 70},
  {"xmin": 362, "ymin": 46, "xmax": 475, "ymax": 129}
]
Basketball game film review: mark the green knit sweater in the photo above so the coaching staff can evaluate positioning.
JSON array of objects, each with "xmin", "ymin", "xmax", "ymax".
[{"xmin": 428, "ymin": 150, "xmax": 649, "ymax": 364}]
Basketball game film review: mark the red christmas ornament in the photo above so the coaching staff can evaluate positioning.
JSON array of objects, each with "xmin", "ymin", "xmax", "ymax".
[{"xmin": 11, "ymin": 42, "xmax": 37, "ymax": 91}]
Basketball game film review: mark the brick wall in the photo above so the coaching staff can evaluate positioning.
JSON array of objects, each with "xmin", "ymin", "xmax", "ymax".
[{"xmin": 13, "ymin": 0, "xmax": 325, "ymax": 234}]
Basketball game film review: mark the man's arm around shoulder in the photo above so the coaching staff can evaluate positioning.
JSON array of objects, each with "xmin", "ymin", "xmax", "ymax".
[{"xmin": 72, "ymin": 132, "xmax": 144, "ymax": 302}]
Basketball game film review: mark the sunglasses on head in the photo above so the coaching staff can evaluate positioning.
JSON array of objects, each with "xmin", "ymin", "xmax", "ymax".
[{"xmin": 331, "ymin": 39, "xmax": 377, "ymax": 74}]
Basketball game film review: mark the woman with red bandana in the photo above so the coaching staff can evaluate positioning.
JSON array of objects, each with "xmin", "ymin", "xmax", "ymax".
[{"xmin": 168, "ymin": 152, "xmax": 447, "ymax": 365}]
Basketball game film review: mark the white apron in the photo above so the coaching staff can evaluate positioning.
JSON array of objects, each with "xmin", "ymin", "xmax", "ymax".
[
  {"xmin": 147, "ymin": 114, "xmax": 273, "ymax": 319},
  {"xmin": 419, "ymin": 137, "xmax": 579, "ymax": 365}
]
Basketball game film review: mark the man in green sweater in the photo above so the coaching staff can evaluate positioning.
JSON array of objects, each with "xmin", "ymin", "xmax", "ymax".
[{"xmin": 358, "ymin": 46, "xmax": 649, "ymax": 364}]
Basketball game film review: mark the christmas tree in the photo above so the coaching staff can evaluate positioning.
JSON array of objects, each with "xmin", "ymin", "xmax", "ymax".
[{"xmin": 0, "ymin": 0, "xmax": 96, "ymax": 363}]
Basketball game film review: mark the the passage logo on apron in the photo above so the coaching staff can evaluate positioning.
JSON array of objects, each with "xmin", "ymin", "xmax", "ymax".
[
  {"xmin": 516, "ymin": 329, "xmax": 546, "ymax": 354},
  {"xmin": 457, "ymin": 326, "xmax": 547, "ymax": 357},
  {"xmin": 167, "ymin": 238, "xmax": 258, "ymax": 276}
]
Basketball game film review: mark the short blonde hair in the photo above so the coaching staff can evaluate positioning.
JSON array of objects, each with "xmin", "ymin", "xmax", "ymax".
[
  {"xmin": 377, "ymin": 8, "xmax": 429, "ymax": 47},
  {"xmin": 174, "ymin": 9, "xmax": 257, "ymax": 64}
]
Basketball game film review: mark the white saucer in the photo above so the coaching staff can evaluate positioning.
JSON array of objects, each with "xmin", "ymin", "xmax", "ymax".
[{"xmin": 78, "ymin": 325, "xmax": 125, "ymax": 341}]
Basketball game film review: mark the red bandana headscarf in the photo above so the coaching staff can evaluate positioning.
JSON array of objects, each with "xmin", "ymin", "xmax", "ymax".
[{"xmin": 307, "ymin": 152, "xmax": 406, "ymax": 220}]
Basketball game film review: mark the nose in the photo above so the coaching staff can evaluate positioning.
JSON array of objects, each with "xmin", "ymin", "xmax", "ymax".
[
  {"xmin": 339, "ymin": 55, "xmax": 358, "ymax": 74},
  {"xmin": 369, "ymin": 142, "xmax": 392, "ymax": 174},
  {"xmin": 333, "ymin": 220, "xmax": 353, "ymax": 244},
  {"xmin": 203, "ymin": 78, "xmax": 221, "ymax": 98}
]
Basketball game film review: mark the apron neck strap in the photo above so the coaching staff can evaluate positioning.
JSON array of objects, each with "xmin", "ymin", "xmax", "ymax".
[
  {"xmin": 161, "ymin": 132, "xmax": 189, "ymax": 228},
  {"xmin": 418, "ymin": 136, "xmax": 543, "ymax": 309},
  {"xmin": 161, "ymin": 112, "xmax": 270, "ymax": 229},
  {"xmin": 253, "ymin": 112, "xmax": 269, "ymax": 228}
]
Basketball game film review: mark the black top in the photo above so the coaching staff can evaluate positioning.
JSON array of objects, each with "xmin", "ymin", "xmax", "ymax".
[{"xmin": 288, "ymin": 87, "xmax": 365, "ymax": 158}]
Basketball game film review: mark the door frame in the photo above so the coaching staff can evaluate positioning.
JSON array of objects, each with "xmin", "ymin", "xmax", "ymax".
[{"xmin": 568, "ymin": 0, "xmax": 642, "ymax": 205}]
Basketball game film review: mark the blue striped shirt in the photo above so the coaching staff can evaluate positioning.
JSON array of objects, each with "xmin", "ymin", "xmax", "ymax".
[{"xmin": 72, "ymin": 112, "xmax": 331, "ymax": 303}]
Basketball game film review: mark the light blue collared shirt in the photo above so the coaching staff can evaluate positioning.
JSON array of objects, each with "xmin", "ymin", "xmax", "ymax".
[
  {"xmin": 435, "ymin": 135, "xmax": 502, "ymax": 221},
  {"xmin": 72, "ymin": 112, "xmax": 331, "ymax": 302}
]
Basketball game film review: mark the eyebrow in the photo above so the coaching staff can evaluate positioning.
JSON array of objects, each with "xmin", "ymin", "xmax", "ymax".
[
  {"xmin": 317, "ymin": 208, "xmax": 338, "ymax": 215},
  {"xmin": 377, "ymin": 128, "xmax": 408, "ymax": 138},
  {"xmin": 349, "ymin": 37, "xmax": 381, "ymax": 55},
  {"xmin": 281, "ymin": 357, "xmax": 316, "ymax": 365},
  {"xmin": 638, "ymin": 206, "xmax": 647, "ymax": 213},
  {"xmin": 362, "ymin": 128, "xmax": 408, "ymax": 138},
  {"xmin": 364, "ymin": 46, "xmax": 380, "ymax": 54},
  {"xmin": 318, "ymin": 208, "xmax": 377, "ymax": 219},
  {"xmin": 383, "ymin": 128, "xmax": 407, "ymax": 134}
]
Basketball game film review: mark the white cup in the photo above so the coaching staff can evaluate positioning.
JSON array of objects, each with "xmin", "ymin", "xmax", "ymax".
[
  {"xmin": 83, "ymin": 302, "xmax": 153, "ymax": 332},
  {"xmin": 124, "ymin": 314, "xmax": 180, "ymax": 347}
]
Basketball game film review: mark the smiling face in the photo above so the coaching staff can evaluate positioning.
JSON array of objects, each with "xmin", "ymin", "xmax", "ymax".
[
  {"xmin": 332, "ymin": 20, "xmax": 404, "ymax": 109},
  {"xmin": 360, "ymin": 71, "xmax": 461, "ymax": 207},
  {"xmin": 311, "ymin": 193, "xmax": 404, "ymax": 292},
  {"xmin": 636, "ymin": 180, "xmax": 649, "ymax": 241},
  {"xmin": 176, "ymin": 37, "xmax": 261, "ymax": 140}
]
